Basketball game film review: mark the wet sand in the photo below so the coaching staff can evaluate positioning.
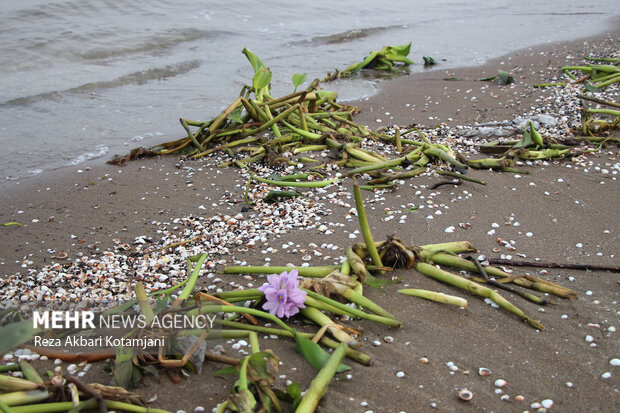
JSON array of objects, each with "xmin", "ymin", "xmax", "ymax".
[{"xmin": 1, "ymin": 30, "xmax": 619, "ymax": 412}]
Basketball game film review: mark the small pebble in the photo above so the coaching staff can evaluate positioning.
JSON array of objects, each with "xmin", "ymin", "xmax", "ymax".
[
  {"xmin": 494, "ymin": 379, "xmax": 507, "ymax": 387},
  {"xmin": 602, "ymin": 372, "xmax": 612, "ymax": 379},
  {"xmin": 610, "ymin": 358, "xmax": 620, "ymax": 367},
  {"xmin": 396, "ymin": 371, "xmax": 405, "ymax": 378}
]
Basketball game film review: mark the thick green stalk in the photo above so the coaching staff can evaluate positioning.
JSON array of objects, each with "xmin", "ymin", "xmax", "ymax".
[
  {"xmin": 345, "ymin": 246, "xmax": 367, "ymax": 280},
  {"xmin": 347, "ymin": 157, "xmax": 407, "ymax": 176},
  {"xmin": 263, "ymin": 104, "xmax": 282, "ymax": 138},
  {"xmin": 296, "ymin": 343, "xmax": 348, "ymax": 413},
  {"xmin": 0, "ymin": 375, "xmax": 40, "ymax": 392},
  {"xmin": 282, "ymin": 120, "xmax": 322, "ymax": 139},
  {"xmin": 243, "ymin": 104, "xmax": 300, "ymax": 137},
  {"xmin": 305, "ymin": 295, "xmax": 353, "ymax": 317},
  {"xmin": 0, "ymin": 399, "xmax": 14, "ymax": 413},
  {"xmin": 426, "ymin": 253, "xmax": 550, "ymax": 303},
  {"xmin": 17, "ymin": 362, "xmax": 43, "ymax": 384},
  {"xmin": 223, "ymin": 266, "xmax": 338, "ymax": 278},
  {"xmin": 248, "ymin": 332, "xmax": 260, "ymax": 353},
  {"xmin": 0, "ymin": 365, "xmax": 19, "ymax": 373},
  {"xmin": 424, "ymin": 146, "xmax": 468, "ymax": 170},
  {"xmin": 185, "ymin": 304, "xmax": 297, "ymax": 335},
  {"xmin": 415, "ymin": 262, "xmax": 544, "ymax": 329},
  {"xmin": 217, "ymin": 320, "xmax": 372, "ymax": 365},
  {"xmin": 0, "ymin": 390, "xmax": 49, "ymax": 406},
  {"xmin": 398, "ymin": 289, "xmax": 468, "ymax": 307},
  {"xmin": 344, "ymin": 146, "xmax": 382, "ymax": 164},
  {"xmin": 359, "ymin": 183, "xmax": 395, "ymax": 191},
  {"xmin": 367, "ymin": 168, "xmax": 425, "ymax": 185},
  {"xmin": 300, "ymin": 307, "xmax": 358, "ymax": 345},
  {"xmin": 353, "ymin": 183, "xmax": 383, "ymax": 269},
  {"xmin": 332, "ymin": 284, "xmax": 396, "ymax": 319},
  {"xmin": 252, "ymin": 175, "xmax": 339, "ymax": 188},
  {"xmin": 303, "ymin": 289, "xmax": 401, "ymax": 328},
  {"xmin": 293, "ymin": 145, "xmax": 329, "ymax": 154},
  {"xmin": 180, "ymin": 118, "xmax": 204, "ymax": 152}
]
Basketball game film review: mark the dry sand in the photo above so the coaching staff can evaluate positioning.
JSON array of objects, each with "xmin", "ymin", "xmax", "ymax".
[{"xmin": 1, "ymin": 30, "xmax": 619, "ymax": 412}]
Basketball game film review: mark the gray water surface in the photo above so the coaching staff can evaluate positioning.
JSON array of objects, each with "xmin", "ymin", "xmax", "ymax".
[{"xmin": 0, "ymin": 0, "xmax": 617, "ymax": 180}]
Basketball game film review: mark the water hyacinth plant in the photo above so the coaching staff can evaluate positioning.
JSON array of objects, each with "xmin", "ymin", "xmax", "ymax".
[{"xmin": 258, "ymin": 269, "xmax": 307, "ymax": 318}]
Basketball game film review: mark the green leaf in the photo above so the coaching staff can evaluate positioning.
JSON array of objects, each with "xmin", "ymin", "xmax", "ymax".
[
  {"xmin": 384, "ymin": 53, "xmax": 413, "ymax": 65},
  {"xmin": 272, "ymin": 382, "xmax": 302, "ymax": 410},
  {"xmin": 287, "ymin": 382, "xmax": 301, "ymax": 400},
  {"xmin": 294, "ymin": 334, "xmax": 350, "ymax": 373},
  {"xmin": 387, "ymin": 43, "xmax": 412, "ymax": 56},
  {"xmin": 528, "ymin": 121, "xmax": 544, "ymax": 147},
  {"xmin": 316, "ymin": 90, "xmax": 337, "ymax": 100},
  {"xmin": 253, "ymin": 67, "xmax": 272, "ymax": 92},
  {"xmin": 364, "ymin": 272, "xmax": 400, "ymax": 289},
  {"xmin": 292, "ymin": 73, "xmax": 307, "ymax": 92},
  {"xmin": 134, "ymin": 282, "xmax": 154, "ymax": 325},
  {"xmin": 497, "ymin": 70, "xmax": 515, "ymax": 85},
  {"xmin": 214, "ymin": 365, "xmax": 239, "ymax": 376},
  {"xmin": 242, "ymin": 47, "xmax": 266, "ymax": 74},
  {"xmin": 423, "ymin": 56, "xmax": 437, "ymax": 66},
  {"xmin": 480, "ymin": 75, "xmax": 497, "ymax": 81},
  {"xmin": 228, "ymin": 389, "xmax": 257, "ymax": 412},
  {"xmin": 229, "ymin": 107, "xmax": 244, "ymax": 124},
  {"xmin": 0, "ymin": 320, "xmax": 42, "ymax": 355},
  {"xmin": 263, "ymin": 190, "xmax": 300, "ymax": 204},
  {"xmin": 113, "ymin": 345, "xmax": 137, "ymax": 388},
  {"xmin": 513, "ymin": 127, "xmax": 533, "ymax": 149},
  {"xmin": 584, "ymin": 84, "xmax": 599, "ymax": 92}
]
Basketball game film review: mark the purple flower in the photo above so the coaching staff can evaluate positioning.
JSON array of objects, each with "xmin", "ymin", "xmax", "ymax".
[{"xmin": 258, "ymin": 270, "xmax": 307, "ymax": 318}]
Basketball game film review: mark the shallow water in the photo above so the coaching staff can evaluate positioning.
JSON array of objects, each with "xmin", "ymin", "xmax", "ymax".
[{"xmin": 0, "ymin": 0, "xmax": 616, "ymax": 180}]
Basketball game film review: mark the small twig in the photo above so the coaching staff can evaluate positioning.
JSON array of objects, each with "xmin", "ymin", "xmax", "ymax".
[
  {"xmin": 437, "ymin": 170, "xmax": 486, "ymax": 185},
  {"xmin": 577, "ymin": 94, "xmax": 620, "ymax": 109},
  {"xmin": 64, "ymin": 374, "xmax": 107, "ymax": 413},
  {"xmin": 429, "ymin": 179, "xmax": 461, "ymax": 189},
  {"xmin": 485, "ymin": 258, "xmax": 620, "ymax": 273},
  {"xmin": 469, "ymin": 257, "xmax": 547, "ymax": 305},
  {"xmin": 204, "ymin": 352, "xmax": 241, "ymax": 365},
  {"xmin": 130, "ymin": 236, "xmax": 202, "ymax": 258}
]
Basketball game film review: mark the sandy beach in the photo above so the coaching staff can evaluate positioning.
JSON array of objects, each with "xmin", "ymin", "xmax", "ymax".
[{"xmin": 1, "ymin": 27, "xmax": 619, "ymax": 413}]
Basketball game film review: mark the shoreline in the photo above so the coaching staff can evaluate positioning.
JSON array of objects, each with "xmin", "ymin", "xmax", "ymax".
[
  {"xmin": 3, "ymin": 14, "xmax": 620, "ymax": 183},
  {"xmin": 1, "ymin": 29, "xmax": 619, "ymax": 412}
]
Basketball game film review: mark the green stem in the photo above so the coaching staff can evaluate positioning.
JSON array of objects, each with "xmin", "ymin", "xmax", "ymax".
[
  {"xmin": 252, "ymin": 175, "xmax": 339, "ymax": 188},
  {"xmin": 296, "ymin": 343, "xmax": 348, "ymax": 413},
  {"xmin": 248, "ymin": 332, "xmax": 260, "ymax": 353},
  {"xmin": 243, "ymin": 104, "xmax": 300, "ymax": 137},
  {"xmin": 415, "ymin": 262, "xmax": 544, "ymax": 329},
  {"xmin": 217, "ymin": 320, "xmax": 372, "ymax": 365},
  {"xmin": 398, "ymin": 288, "xmax": 467, "ymax": 307},
  {"xmin": 353, "ymin": 183, "xmax": 383, "ymax": 270},
  {"xmin": 303, "ymin": 289, "xmax": 401, "ymax": 328},
  {"xmin": 300, "ymin": 307, "xmax": 358, "ymax": 345},
  {"xmin": 223, "ymin": 266, "xmax": 338, "ymax": 278},
  {"xmin": 180, "ymin": 118, "xmax": 204, "ymax": 151}
]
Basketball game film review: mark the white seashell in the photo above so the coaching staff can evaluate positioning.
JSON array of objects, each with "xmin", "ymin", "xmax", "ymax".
[
  {"xmin": 478, "ymin": 367, "xmax": 491, "ymax": 376},
  {"xmin": 457, "ymin": 388, "xmax": 473, "ymax": 401},
  {"xmin": 494, "ymin": 379, "xmax": 507, "ymax": 387}
]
